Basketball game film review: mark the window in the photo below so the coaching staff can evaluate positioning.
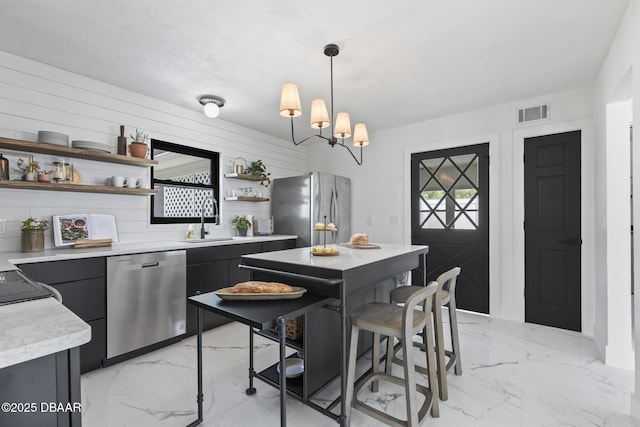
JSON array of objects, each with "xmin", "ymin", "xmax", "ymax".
[
  {"xmin": 418, "ymin": 153, "xmax": 479, "ymax": 230},
  {"xmin": 150, "ymin": 139, "xmax": 220, "ymax": 224}
]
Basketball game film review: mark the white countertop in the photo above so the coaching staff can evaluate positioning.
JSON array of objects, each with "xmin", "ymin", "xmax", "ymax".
[
  {"xmin": 0, "ymin": 297, "xmax": 91, "ymax": 369},
  {"xmin": 242, "ymin": 243, "xmax": 428, "ymax": 272},
  {"xmin": 0, "ymin": 234, "xmax": 297, "ymax": 271},
  {"xmin": 0, "ymin": 234, "xmax": 296, "ymax": 369}
]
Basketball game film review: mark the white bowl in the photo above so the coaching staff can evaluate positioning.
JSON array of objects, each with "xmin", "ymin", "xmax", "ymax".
[{"xmin": 276, "ymin": 357, "xmax": 304, "ymax": 378}]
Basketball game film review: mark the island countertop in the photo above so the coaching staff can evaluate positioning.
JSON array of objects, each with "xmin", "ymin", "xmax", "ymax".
[
  {"xmin": 240, "ymin": 243, "xmax": 428, "ymax": 298},
  {"xmin": 0, "ymin": 297, "xmax": 91, "ymax": 369},
  {"xmin": 241, "ymin": 243, "xmax": 428, "ymax": 273}
]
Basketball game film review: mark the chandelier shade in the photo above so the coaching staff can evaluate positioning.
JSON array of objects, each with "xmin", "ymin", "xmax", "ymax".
[
  {"xmin": 334, "ymin": 112, "xmax": 352, "ymax": 139},
  {"xmin": 279, "ymin": 43, "xmax": 369, "ymax": 165},
  {"xmin": 280, "ymin": 83, "xmax": 302, "ymax": 117},
  {"xmin": 353, "ymin": 123, "xmax": 369, "ymax": 147},
  {"xmin": 310, "ymin": 99, "xmax": 330, "ymax": 129}
]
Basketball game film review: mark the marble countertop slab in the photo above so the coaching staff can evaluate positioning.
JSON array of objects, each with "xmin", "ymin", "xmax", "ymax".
[
  {"xmin": 0, "ymin": 297, "xmax": 91, "ymax": 369},
  {"xmin": 242, "ymin": 243, "xmax": 428, "ymax": 272},
  {"xmin": 0, "ymin": 235, "xmax": 297, "ymax": 271}
]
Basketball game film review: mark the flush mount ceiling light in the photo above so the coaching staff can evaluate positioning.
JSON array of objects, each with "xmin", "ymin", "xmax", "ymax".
[
  {"xmin": 279, "ymin": 44, "xmax": 369, "ymax": 165},
  {"xmin": 198, "ymin": 95, "xmax": 225, "ymax": 118}
]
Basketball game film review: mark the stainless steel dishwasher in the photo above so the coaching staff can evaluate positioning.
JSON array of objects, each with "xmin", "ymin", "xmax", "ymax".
[{"xmin": 107, "ymin": 250, "xmax": 186, "ymax": 359}]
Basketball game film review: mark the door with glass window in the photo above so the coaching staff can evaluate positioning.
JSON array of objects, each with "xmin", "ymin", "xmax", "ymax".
[{"xmin": 411, "ymin": 144, "xmax": 489, "ymax": 313}]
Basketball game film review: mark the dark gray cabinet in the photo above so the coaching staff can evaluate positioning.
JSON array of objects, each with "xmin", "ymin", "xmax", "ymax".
[
  {"xmin": 0, "ymin": 348, "xmax": 81, "ymax": 427},
  {"xmin": 16, "ymin": 239, "xmax": 297, "ymax": 368},
  {"xmin": 187, "ymin": 259, "xmax": 229, "ymax": 335},
  {"xmin": 19, "ymin": 258, "xmax": 106, "ymax": 373},
  {"xmin": 186, "ymin": 239, "xmax": 296, "ymax": 336}
]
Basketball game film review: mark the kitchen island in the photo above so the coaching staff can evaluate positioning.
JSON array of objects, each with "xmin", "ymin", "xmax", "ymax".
[
  {"xmin": 189, "ymin": 243, "xmax": 428, "ymax": 426},
  {"xmin": 0, "ymin": 297, "xmax": 90, "ymax": 427}
]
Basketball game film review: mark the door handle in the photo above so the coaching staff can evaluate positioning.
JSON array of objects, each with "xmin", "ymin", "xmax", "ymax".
[{"xmin": 558, "ymin": 238, "xmax": 581, "ymax": 246}]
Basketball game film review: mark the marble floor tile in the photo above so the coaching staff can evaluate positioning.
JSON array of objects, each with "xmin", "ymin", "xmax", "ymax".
[{"xmin": 81, "ymin": 312, "xmax": 635, "ymax": 426}]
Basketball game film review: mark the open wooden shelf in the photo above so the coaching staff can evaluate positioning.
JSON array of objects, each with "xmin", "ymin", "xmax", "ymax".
[
  {"xmin": 0, "ymin": 180, "xmax": 156, "ymax": 195},
  {"xmin": 0, "ymin": 137, "xmax": 157, "ymax": 167},
  {"xmin": 224, "ymin": 172, "xmax": 268, "ymax": 182},
  {"xmin": 224, "ymin": 196, "xmax": 270, "ymax": 202}
]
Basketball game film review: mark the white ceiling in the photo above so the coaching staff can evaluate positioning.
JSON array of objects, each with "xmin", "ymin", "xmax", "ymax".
[{"xmin": 0, "ymin": 0, "xmax": 630, "ymax": 139}]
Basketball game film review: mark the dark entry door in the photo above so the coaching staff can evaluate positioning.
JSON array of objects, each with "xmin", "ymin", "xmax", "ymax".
[
  {"xmin": 524, "ymin": 131, "xmax": 581, "ymax": 331},
  {"xmin": 411, "ymin": 143, "xmax": 490, "ymax": 314}
]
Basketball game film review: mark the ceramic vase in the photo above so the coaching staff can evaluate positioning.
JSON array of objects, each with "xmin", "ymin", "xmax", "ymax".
[
  {"xmin": 21, "ymin": 230, "xmax": 45, "ymax": 252},
  {"xmin": 237, "ymin": 228, "xmax": 248, "ymax": 237},
  {"xmin": 129, "ymin": 143, "xmax": 148, "ymax": 159}
]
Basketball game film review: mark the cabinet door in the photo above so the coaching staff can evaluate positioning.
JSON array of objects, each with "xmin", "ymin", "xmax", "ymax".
[
  {"xmin": 19, "ymin": 257, "xmax": 105, "ymax": 283},
  {"xmin": 51, "ymin": 278, "xmax": 105, "ymax": 322},
  {"xmin": 19, "ymin": 259, "xmax": 106, "ymax": 374},
  {"xmin": 186, "ymin": 260, "xmax": 229, "ymax": 335},
  {"xmin": 262, "ymin": 239, "xmax": 296, "ymax": 252},
  {"xmin": 0, "ymin": 349, "xmax": 79, "ymax": 427}
]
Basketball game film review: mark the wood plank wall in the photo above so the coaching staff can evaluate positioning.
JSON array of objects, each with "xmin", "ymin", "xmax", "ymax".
[{"xmin": 0, "ymin": 51, "xmax": 308, "ymax": 251}]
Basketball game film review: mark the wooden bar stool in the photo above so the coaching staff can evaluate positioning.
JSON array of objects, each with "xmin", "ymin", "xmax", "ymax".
[
  {"xmin": 389, "ymin": 267, "xmax": 462, "ymax": 401},
  {"xmin": 344, "ymin": 283, "xmax": 439, "ymax": 426}
]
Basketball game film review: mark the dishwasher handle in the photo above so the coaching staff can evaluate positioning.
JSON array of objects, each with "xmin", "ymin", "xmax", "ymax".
[{"xmin": 141, "ymin": 261, "xmax": 160, "ymax": 268}]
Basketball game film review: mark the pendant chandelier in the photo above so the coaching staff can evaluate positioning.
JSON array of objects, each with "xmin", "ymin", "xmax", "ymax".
[{"xmin": 279, "ymin": 44, "xmax": 369, "ymax": 165}]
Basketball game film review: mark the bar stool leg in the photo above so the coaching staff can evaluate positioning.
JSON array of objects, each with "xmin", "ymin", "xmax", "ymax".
[
  {"xmin": 371, "ymin": 332, "xmax": 380, "ymax": 392},
  {"xmin": 402, "ymin": 327, "xmax": 419, "ymax": 426},
  {"xmin": 385, "ymin": 335, "xmax": 395, "ymax": 376},
  {"xmin": 432, "ymin": 305, "xmax": 448, "ymax": 400},
  {"xmin": 344, "ymin": 325, "xmax": 360, "ymax": 427},
  {"xmin": 448, "ymin": 299, "xmax": 462, "ymax": 375},
  {"xmin": 423, "ymin": 308, "xmax": 440, "ymax": 418}
]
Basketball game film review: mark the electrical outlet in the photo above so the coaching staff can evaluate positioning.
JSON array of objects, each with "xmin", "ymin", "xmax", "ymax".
[
  {"xmin": 390, "ymin": 216, "xmax": 399, "ymax": 225},
  {"xmin": 367, "ymin": 216, "xmax": 374, "ymax": 226}
]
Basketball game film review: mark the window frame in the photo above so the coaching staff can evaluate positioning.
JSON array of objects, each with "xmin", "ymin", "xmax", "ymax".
[{"xmin": 150, "ymin": 138, "xmax": 220, "ymax": 225}]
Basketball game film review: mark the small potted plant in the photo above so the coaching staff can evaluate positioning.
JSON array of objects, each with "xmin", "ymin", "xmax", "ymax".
[
  {"xmin": 245, "ymin": 160, "xmax": 271, "ymax": 187},
  {"xmin": 231, "ymin": 215, "xmax": 252, "ymax": 237},
  {"xmin": 129, "ymin": 129, "xmax": 149, "ymax": 159},
  {"xmin": 20, "ymin": 216, "xmax": 50, "ymax": 252}
]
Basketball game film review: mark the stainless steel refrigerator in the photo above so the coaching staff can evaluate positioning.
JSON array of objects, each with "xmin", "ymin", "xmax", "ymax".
[{"xmin": 272, "ymin": 172, "xmax": 351, "ymax": 247}]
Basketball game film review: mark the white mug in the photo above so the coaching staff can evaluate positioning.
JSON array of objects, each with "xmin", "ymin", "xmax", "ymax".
[
  {"xmin": 136, "ymin": 178, "xmax": 146, "ymax": 188},
  {"xmin": 126, "ymin": 177, "xmax": 137, "ymax": 188},
  {"xmin": 112, "ymin": 176, "xmax": 127, "ymax": 187}
]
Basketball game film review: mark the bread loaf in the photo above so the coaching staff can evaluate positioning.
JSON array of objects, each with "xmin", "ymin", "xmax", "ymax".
[
  {"xmin": 231, "ymin": 281, "xmax": 294, "ymax": 294},
  {"xmin": 349, "ymin": 233, "xmax": 370, "ymax": 245}
]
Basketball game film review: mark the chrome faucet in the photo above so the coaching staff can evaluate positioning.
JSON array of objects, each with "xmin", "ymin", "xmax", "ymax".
[{"xmin": 200, "ymin": 195, "xmax": 219, "ymax": 239}]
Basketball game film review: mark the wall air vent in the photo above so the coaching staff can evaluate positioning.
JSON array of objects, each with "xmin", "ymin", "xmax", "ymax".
[{"xmin": 517, "ymin": 104, "xmax": 549, "ymax": 124}]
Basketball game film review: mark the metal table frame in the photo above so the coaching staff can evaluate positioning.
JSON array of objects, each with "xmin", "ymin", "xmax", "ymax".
[{"xmin": 186, "ymin": 281, "xmax": 335, "ymax": 427}]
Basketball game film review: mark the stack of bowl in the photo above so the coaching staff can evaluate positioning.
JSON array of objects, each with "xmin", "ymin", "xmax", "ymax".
[
  {"xmin": 71, "ymin": 140, "xmax": 111, "ymax": 153},
  {"xmin": 38, "ymin": 131, "xmax": 69, "ymax": 146}
]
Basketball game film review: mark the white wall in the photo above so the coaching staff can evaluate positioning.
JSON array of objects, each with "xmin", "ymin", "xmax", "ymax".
[
  {"xmin": 592, "ymin": 0, "xmax": 640, "ymax": 417},
  {"xmin": 308, "ymin": 88, "xmax": 596, "ymax": 335},
  {"xmin": 0, "ymin": 51, "xmax": 308, "ymax": 252}
]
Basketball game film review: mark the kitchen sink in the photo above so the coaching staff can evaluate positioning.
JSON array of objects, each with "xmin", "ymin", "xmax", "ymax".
[{"xmin": 181, "ymin": 237, "xmax": 235, "ymax": 243}]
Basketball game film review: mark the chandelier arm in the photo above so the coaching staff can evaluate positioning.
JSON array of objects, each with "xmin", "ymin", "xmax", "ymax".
[
  {"xmin": 335, "ymin": 141, "xmax": 363, "ymax": 166},
  {"xmin": 290, "ymin": 117, "xmax": 332, "ymax": 146}
]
